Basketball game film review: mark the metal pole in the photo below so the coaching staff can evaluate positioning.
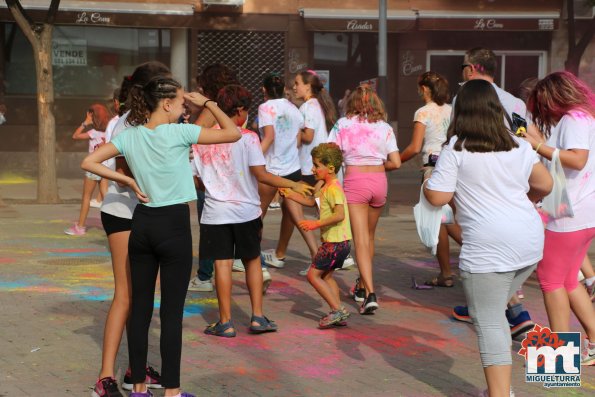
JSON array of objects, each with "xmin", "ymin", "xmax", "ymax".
[{"xmin": 378, "ymin": 0, "xmax": 390, "ymax": 216}]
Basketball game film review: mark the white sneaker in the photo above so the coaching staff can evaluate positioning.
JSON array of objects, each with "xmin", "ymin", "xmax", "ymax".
[
  {"xmin": 89, "ymin": 199, "xmax": 102, "ymax": 208},
  {"xmin": 232, "ymin": 259, "xmax": 245, "ymax": 272},
  {"xmin": 299, "ymin": 266, "xmax": 310, "ymax": 276},
  {"xmin": 479, "ymin": 387, "xmax": 515, "ymax": 397},
  {"xmin": 339, "ymin": 254, "xmax": 356, "ymax": 270},
  {"xmin": 262, "ymin": 268, "xmax": 272, "ymax": 295},
  {"xmin": 261, "ymin": 249, "xmax": 285, "ymax": 268},
  {"xmin": 187, "ymin": 276, "xmax": 213, "ymax": 292},
  {"xmin": 582, "ymin": 338, "xmax": 595, "ymax": 366}
]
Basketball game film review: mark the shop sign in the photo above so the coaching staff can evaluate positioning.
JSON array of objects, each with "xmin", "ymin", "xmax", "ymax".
[
  {"xmin": 474, "ymin": 18, "xmax": 504, "ymax": 30},
  {"xmin": 52, "ymin": 39, "xmax": 87, "ymax": 66},
  {"xmin": 346, "ymin": 19, "xmax": 374, "ymax": 31},
  {"xmin": 401, "ymin": 51, "xmax": 423, "ymax": 77},
  {"xmin": 75, "ymin": 11, "xmax": 112, "ymax": 25}
]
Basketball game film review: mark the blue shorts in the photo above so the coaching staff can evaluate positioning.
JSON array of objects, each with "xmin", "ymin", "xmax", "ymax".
[{"xmin": 311, "ymin": 241, "xmax": 351, "ymax": 272}]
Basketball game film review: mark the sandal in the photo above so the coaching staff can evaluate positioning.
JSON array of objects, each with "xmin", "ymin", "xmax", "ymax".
[
  {"xmin": 204, "ymin": 320, "xmax": 236, "ymax": 338},
  {"xmin": 249, "ymin": 315, "xmax": 278, "ymax": 334},
  {"xmin": 424, "ymin": 274, "xmax": 455, "ymax": 288}
]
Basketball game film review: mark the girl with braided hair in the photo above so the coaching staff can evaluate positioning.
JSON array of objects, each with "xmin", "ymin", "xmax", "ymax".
[{"xmin": 83, "ymin": 76, "xmax": 241, "ymax": 397}]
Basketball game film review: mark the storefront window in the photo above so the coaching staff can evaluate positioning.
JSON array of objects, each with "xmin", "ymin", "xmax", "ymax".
[
  {"xmin": 4, "ymin": 24, "xmax": 171, "ymax": 97},
  {"xmin": 313, "ymin": 32, "xmax": 378, "ymax": 102}
]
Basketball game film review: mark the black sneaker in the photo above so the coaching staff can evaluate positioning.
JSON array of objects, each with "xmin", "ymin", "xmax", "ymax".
[
  {"xmin": 349, "ymin": 277, "xmax": 366, "ymax": 303},
  {"xmin": 359, "ymin": 292, "xmax": 379, "ymax": 315},
  {"xmin": 91, "ymin": 377, "xmax": 123, "ymax": 397},
  {"xmin": 122, "ymin": 366, "xmax": 163, "ymax": 391}
]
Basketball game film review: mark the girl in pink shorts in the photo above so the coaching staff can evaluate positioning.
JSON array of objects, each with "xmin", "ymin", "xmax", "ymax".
[
  {"xmin": 328, "ymin": 85, "xmax": 401, "ymax": 315},
  {"xmin": 524, "ymin": 71, "xmax": 595, "ymax": 366}
]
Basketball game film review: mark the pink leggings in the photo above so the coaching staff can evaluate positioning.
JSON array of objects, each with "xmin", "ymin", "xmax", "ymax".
[{"xmin": 537, "ymin": 227, "xmax": 595, "ymax": 293}]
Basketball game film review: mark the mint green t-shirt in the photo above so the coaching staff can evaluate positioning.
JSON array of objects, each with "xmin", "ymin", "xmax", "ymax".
[{"xmin": 111, "ymin": 123, "xmax": 201, "ymax": 207}]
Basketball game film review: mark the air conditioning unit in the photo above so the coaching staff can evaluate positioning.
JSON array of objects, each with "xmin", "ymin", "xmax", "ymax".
[{"xmin": 202, "ymin": 0, "xmax": 245, "ymax": 6}]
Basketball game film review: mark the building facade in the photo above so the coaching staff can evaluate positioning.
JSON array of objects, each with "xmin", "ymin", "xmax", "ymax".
[{"xmin": 1, "ymin": 0, "xmax": 592, "ymax": 175}]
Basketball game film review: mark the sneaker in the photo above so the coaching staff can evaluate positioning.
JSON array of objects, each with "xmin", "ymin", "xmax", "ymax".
[
  {"xmin": 506, "ymin": 310, "xmax": 535, "ymax": 339},
  {"xmin": 232, "ymin": 259, "xmax": 245, "ymax": 272},
  {"xmin": 90, "ymin": 199, "xmax": 102, "ymax": 208},
  {"xmin": 91, "ymin": 377, "xmax": 123, "ymax": 397},
  {"xmin": 585, "ymin": 282, "xmax": 595, "ymax": 302},
  {"xmin": 339, "ymin": 254, "xmax": 356, "ymax": 270},
  {"xmin": 338, "ymin": 306, "xmax": 351, "ymax": 322},
  {"xmin": 581, "ymin": 339, "xmax": 595, "ymax": 366},
  {"xmin": 268, "ymin": 202, "xmax": 281, "ymax": 209},
  {"xmin": 187, "ymin": 276, "xmax": 213, "ymax": 292},
  {"xmin": 299, "ymin": 265, "xmax": 311, "ymax": 276},
  {"xmin": 319, "ymin": 310, "xmax": 344, "ymax": 328},
  {"xmin": 359, "ymin": 292, "xmax": 379, "ymax": 315},
  {"xmin": 349, "ymin": 278, "xmax": 366, "ymax": 303},
  {"xmin": 452, "ymin": 305, "xmax": 473, "ymax": 324},
  {"xmin": 479, "ymin": 387, "xmax": 515, "ymax": 397},
  {"xmin": 129, "ymin": 391, "xmax": 153, "ymax": 397},
  {"xmin": 122, "ymin": 367, "xmax": 162, "ymax": 391},
  {"xmin": 261, "ymin": 249, "xmax": 285, "ymax": 268},
  {"xmin": 262, "ymin": 268, "xmax": 272, "ymax": 295},
  {"xmin": 64, "ymin": 223, "xmax": 86, "ymax": 236}
]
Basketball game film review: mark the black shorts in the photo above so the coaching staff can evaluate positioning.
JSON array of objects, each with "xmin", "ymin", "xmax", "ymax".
[
  {"xmin": 101, "ymin": 211, "xmax": 132, "ymax": 236},
  {"xmin": 282, "ymin": 169, "xmax": 302, "ymax": 182},
  {"xmin": 301, "ymin": 174, "xmax": 316, "ymax": 187},
  {"xmin": 311, "ymin": 241, "xmax": 351, "ymax": 272},
  {"xmin": 199, "ymin": 217, "xmax": 263, "ymax": 260}
]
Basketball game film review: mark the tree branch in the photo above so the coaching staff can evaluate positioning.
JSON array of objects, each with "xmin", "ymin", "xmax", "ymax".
[
  {"xmin": 5, "ymin": 0, "xmax": 37, "ymax": 45},
  {"xmin": 46, "ymin": 0, "xmax": 61, "ymax": 25},
  {"xmin": 574, "ymin": 15, "xmax": 595, "ymax": 56}
]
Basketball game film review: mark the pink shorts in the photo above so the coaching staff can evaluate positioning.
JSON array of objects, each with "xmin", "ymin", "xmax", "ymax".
[
  {"xmin": 537, "ymin": 227, "xmax": 595, "ymax": 293},
  {"xmin": 343, "ymin": 169, "xmax": 387, "ymax": 208}
]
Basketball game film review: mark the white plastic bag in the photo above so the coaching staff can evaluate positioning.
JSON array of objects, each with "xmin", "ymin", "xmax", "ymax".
[
  {"xmin": 541, "ymin": 148, "xmax": 574, "ymax": 219},
  {"xmin": 413, "ymin": 182, "xmax": 442, "ymax": 255}
]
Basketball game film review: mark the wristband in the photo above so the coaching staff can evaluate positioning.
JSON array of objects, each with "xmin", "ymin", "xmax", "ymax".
[
  {"xmin": 535, "ymin": 142, "xmax": 543, "ymax": 153},
  {"xmin": 203, "ymin": 100, "xmax": 216, "ymax": 108}
]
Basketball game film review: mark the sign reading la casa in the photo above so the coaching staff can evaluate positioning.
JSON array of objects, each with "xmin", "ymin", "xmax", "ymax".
[{"xmin": 75, "ymin": 11, "xmax": 113, "ymax": 25}]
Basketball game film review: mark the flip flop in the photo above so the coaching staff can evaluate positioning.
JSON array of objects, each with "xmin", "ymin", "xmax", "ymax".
[{"xmin": 424, "ymin": 274, "xmax": 455, "ymax": 288}]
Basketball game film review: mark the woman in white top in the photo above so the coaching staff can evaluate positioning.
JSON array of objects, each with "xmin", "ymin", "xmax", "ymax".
[
  {"xmin": 400, "ymin": 71, "xmax": 461, "ymax": 287},
  {"xmin": 64, "ymin": 103, "xmax": 111, "ymax": 236},
  {"xmin": 328, "ymin": 85, "xmax": 401, "ymax": 315},
  {"xmin": 258, "ymin": 73, "xmax": 320, "ymax": 269},
  {"xmin": 425, "ymin": 79, "xmax": 552, "ymax": 396},
  {"xmin": 524, "ymin": 71, "xmax": 595, "ymax": 366}
]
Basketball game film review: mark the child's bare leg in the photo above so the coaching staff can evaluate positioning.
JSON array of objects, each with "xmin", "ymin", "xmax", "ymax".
[
  {"xmin": 323, "ymin": 271, "xmax": 341, "ymax": 308},
  {"xmin": 581, "ymin": 255, "xmax": 594, "ymax": 279},
  {"xmin": 307, "ymin": 267, "xmax": 340, "ymax": 311},
  {"xmin": 99, "ymin": 178, "xmax": 108, "ymax": 201},
  {"xmin": 243, "ymin": 256, "xmax": 264, "ymax": 321},
  {"xmin": 77, "ymin": 177, "xmax": 96, "ymax": 227},
  {"xmin": 214, "ymin": 259, "xmax": 234, "ymax": 325}
]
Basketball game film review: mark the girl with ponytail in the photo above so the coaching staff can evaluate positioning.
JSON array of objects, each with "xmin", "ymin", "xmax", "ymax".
[
  {"xmin": 328, "ymin": 84, "xmax": 401, "ymax": 315},
  {"xmin": 83, "ymin": 75, "xmax": 241, "ymax": 397}
]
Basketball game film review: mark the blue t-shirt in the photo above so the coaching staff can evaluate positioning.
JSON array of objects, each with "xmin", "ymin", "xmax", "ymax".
[{"xmin": 111, "ymin": 123, "xmax": 201, "ymax": 207}]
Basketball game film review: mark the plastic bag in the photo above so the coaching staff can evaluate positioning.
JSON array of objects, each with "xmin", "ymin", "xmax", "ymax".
[
  {"xmin": 413, "ymin": 182, "xmax": 442, "ymax": 255},
  {"xmin": 541, "ymin": 148, "xmax": 574, "ymax": 219}
]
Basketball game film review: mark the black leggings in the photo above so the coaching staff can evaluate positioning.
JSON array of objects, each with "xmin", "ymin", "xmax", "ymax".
[{"xmin": 127, "ymin": 204, "xmax": 192, "ymax": 389}]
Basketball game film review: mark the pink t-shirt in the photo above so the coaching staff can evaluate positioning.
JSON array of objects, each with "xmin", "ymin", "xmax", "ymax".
[
  {"xmin": 87, "ymin": 129, "xmax": 106, "ymax": 153},
  {"xmin": 328, "ymin": 116, "xmax": 399, "ymax": 166}
]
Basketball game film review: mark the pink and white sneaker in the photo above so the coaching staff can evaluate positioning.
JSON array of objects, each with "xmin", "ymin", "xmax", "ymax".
[
  {"xmin": 64, "ymin": 223, "xmax": 86, "ymax": 236},
  {"xmin": 122, "ymin": 366, "xmax": 163, "ymax": 391}
]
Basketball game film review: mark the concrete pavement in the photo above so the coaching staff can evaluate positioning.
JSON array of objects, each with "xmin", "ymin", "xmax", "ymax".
[{"xmin": 0, "ymin": 173, "xmax": 593, "ymax": 396}]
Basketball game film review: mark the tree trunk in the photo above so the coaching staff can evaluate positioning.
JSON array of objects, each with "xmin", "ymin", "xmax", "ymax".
[{"xmin": 34, "ymin": 25, "xmax": 59, "ymax": 203}]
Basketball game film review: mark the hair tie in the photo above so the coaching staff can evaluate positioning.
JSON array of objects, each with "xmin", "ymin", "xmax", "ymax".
[
  {"xmin": 306, "ymin": 69, "xmax": 318, "ymax": 77},
  {"xmin": 125, "ymin": 75, "xmax": 132, "ymax": 81}
]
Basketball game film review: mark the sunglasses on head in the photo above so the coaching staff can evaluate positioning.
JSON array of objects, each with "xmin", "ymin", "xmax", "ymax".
[{"xmin": 461, "ymin": 63, "xmax": 473, "ymax": 70}]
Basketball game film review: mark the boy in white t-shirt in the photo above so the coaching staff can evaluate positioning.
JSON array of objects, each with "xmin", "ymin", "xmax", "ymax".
[{"xmin": 193, "ymin": 85, "xmax": 313, "ymax": 337}]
